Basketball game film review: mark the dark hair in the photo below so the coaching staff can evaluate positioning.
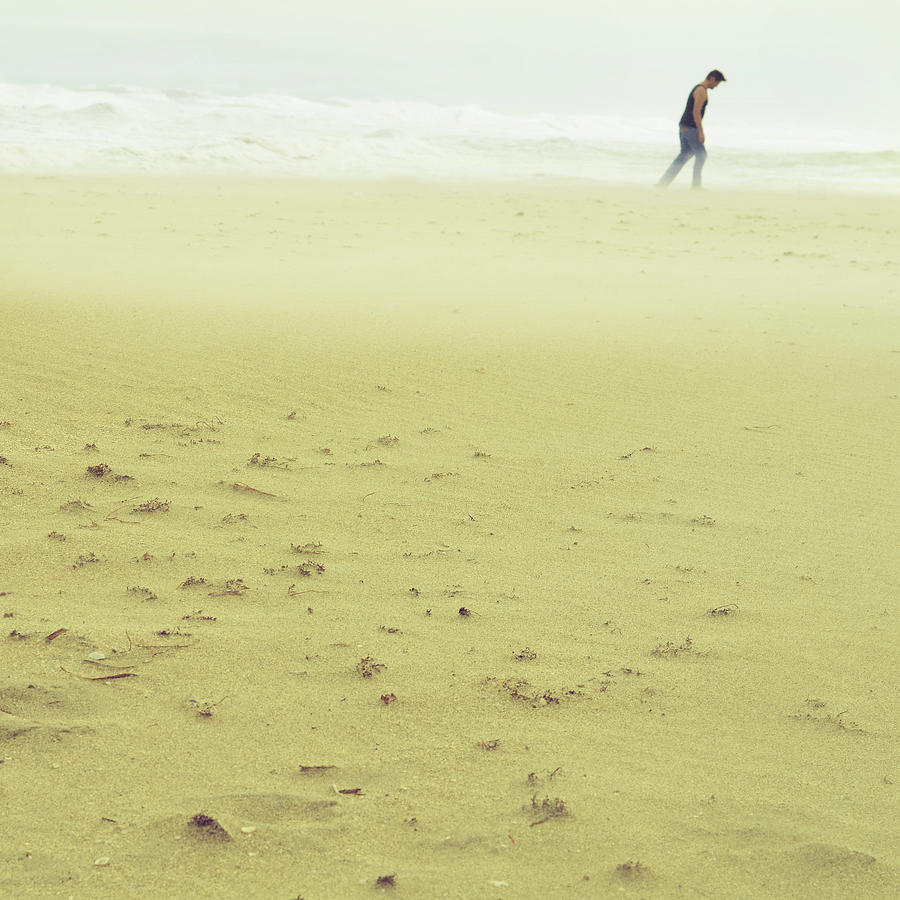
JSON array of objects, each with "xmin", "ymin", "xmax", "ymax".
[{"xmin": 707, "ymin": 69, "xmax": 727, "ymax": 82}]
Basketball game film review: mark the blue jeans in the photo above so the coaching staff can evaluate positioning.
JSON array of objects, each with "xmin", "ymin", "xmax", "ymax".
[{"xmin": 659, "ymin": 126, "xmax": 707, "ymax": 187}]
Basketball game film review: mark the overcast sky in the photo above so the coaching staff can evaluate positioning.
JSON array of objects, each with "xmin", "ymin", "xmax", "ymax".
[{"xmin": 2, "ymin": 1, "xmax": 898, "ymax": 132}]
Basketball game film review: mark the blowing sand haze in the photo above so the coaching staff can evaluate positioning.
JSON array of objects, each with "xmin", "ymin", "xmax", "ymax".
[{"xmin": 1, "ymin": 176, "xmax": 898, "ymax": 898}]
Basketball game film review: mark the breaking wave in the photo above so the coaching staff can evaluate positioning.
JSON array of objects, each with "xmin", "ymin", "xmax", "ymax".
[{"xmin": 1, "ymin": 82, "xmax": 898, "ymax": 191}]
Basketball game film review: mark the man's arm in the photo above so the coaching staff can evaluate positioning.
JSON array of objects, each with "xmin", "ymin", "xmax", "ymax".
[{"xmin": 692, "ymin": 86, "xmax": 707, "ymax": 142}]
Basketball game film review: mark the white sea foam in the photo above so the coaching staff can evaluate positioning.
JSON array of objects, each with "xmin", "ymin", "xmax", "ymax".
[{"xmin": 1, "ymin": 83, "xmax": 897, "ymax": 191}]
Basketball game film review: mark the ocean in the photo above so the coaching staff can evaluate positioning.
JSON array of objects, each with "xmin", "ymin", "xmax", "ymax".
[{"xmin": 2, "ymin": 82, "xmax": 898, "ymax": 192}]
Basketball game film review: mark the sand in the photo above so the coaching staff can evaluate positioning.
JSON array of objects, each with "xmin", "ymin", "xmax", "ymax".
[{"xmin": 0, "ymin": 175, "xmax": 897, "ymax": 899}]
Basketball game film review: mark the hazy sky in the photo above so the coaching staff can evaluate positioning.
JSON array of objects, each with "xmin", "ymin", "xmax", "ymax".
[{"xmin": 2, "ymin": 1, "xmax": 898, "ymax": 132}]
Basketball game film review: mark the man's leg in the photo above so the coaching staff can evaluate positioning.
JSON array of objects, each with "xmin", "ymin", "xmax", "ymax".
[
  {"xmin": 658, "ymin": 129, "xmax": 694, "ymax": 186},
  {"xmin": 685, "ymin": 129, "xmax": 708, "ymax": 188}
]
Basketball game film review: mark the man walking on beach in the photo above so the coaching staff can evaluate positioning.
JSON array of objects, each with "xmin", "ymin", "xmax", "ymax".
[{"xmin": 658, "ymin": 70, "xmax": 726, "ymax": 189}]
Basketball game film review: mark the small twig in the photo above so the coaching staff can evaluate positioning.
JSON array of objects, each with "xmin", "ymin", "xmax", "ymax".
[
  {"xmin": 229, "ymin": 482, "xmax": 279, "ymax": 498},
  {"xmin": 83, "ymin": 659, "xmax": 137, "ymax": 671},
  {"xmin": 135, "ymin": 640, "xmax": 198, "ymax": 652},
  {"xmin": 61, "ymin": 666, "xmax": 137, "ymax": 681},
  {"xmin": 45, "ymin": 628, "xmax": 68, "ymax": 643}
]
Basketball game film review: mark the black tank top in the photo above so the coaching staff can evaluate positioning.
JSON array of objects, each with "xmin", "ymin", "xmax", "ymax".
[{"xmin": 679, "ymin": 85, "xmax": 707, "ymax": 128}]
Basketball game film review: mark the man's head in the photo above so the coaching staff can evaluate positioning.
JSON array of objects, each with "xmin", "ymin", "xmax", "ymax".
[{"xmin": 705, "ymin": 69, "xmax": 727, "ymax": 88}]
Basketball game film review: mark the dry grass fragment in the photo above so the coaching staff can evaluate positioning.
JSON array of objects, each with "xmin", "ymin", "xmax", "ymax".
[
  {"xmin": 182, "ymin": 610, "xmax": 217, "ymax": 623},
  {"xmin": 221, "ymin": 513, "xmax": 250, "ymax": 525},
  {"xmin": 264, "ymin": 561, "xmax": 325, "ymax": 577},
  {"xmin": 227, "ymin": 482, "xmax": 280, "ymax": 498},
  {"xmin": 132, "ymin": 498, "xmax": 170, "ymax": 513},
  {"xmin": 616, "ymin": 860, "xmax": 648, "ymax": 877},
  {"xmin": 60, "ymin": 666, "xmax": 137, "ymax": 681},
  {"xmin": 707, "ymin": 603, "xmax": 739, "ymax": 617},
  {"xmin": 356, "ymin": 657, "xmax": 386, "ymax": 678},
  {"xmin": 790, "ymin": 699, "xmax": 868, "ymax": 734},
  {"xmin": 291, "ymin": 541, "xmax": 324, "ymax": 554},
  {"xmin": 208, "ymin": 578, "xmax": 249, "ymax": 597},
  {"xmin": 184, "ymin": 698, "xmax": 227, "ymax": 718},
  {"xmin": 248, "ymin": 452, "xmax": 291, "ymax": 469},
  {"xmin": 72, "ymin": 552, "xmax": 100, "ymax": 569},
  {"xmin": 529, "ymin": 794, "xmax": 570, "ymax": 826},
  {"xmin": 498, "ymin": 677, "xmax": 584, "ymax": 706},
  {"xmin": 651, "ymin": 636, "xmax": 708, "ymax": 658},
  {"xmin": 179, "ymin": 576, "xmax": 208, "ymax": 589},
  {"xmin": 527, "ymin": 767, "xmax": 562, "ymax": 785}
]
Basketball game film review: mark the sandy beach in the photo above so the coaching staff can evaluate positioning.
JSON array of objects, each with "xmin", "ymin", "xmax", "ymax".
[{"xmin": 1, "ymin": 175, "xmax": 898, "ymax": 898}]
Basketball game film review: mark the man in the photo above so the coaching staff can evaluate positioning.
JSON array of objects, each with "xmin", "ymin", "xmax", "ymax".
[{"xmin": 658, "ymin": 69, "xmax": 726, "ymax": 189}]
